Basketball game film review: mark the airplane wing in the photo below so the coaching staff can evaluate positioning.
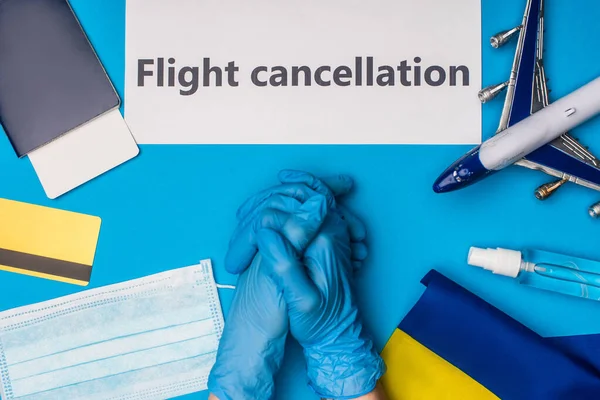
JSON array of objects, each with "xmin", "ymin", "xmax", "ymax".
[{"xmin": 495, "ymin": 0, "xmax": 600, "ymax": 191}]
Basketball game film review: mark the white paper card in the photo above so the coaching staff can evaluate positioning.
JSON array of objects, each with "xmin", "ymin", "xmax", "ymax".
[
  {"xmin": 29, "ymin": 109, "xmax": 139, "ymax": 199},
  {"xmin": 125, "ymin": 0, "xmax": 481, "ymax": 144}
]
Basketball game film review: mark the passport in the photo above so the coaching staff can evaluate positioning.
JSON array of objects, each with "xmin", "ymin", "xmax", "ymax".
[{"xmin": 0, "ymin": 0, "xmax": 119, "ymax": 157}]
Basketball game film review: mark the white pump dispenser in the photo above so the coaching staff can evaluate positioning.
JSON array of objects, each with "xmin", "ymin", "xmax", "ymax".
[{"xmin": 468, "ymin": 247, "xmax": 528, "ymax": 278}]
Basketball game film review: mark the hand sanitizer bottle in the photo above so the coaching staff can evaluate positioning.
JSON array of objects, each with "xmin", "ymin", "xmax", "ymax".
[{"xmin": 468, "ymin": 247, "xmax": 600, "ymax": 301}]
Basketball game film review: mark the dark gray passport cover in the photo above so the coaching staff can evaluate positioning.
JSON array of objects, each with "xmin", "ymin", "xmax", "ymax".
[{"xmin": 0, "ymin": 0, "xmax": 119, "ymax": 157}]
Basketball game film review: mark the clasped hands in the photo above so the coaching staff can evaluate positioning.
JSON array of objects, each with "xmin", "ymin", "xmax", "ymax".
[{"xmin": 208, "ymin": 170, "xmax": 386, "ymax": 400}]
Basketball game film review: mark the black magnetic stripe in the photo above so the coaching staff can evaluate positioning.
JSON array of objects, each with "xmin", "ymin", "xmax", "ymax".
[{"xmin": 0, "ymin": 247, "xmax": 91, "ymax": 282}]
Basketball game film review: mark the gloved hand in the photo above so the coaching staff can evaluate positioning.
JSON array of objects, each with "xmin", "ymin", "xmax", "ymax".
[
  {"xmin": 224, "ymin": 170, "xmax": 356, "ymax": 275},
  {"xmin": 208, "ymin": 171, "xmax": 355, "ymax": 400},
  {"xmin": 254, "ymin": 176, "xmax": 386, "ymax": 399}
]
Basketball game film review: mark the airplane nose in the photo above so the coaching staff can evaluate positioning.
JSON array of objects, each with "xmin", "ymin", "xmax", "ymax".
[
  {"xmin": 433, "ymin": 146, "xmax": 492, "ymax": 193},
  {"xmin": 433, "ymin": 173, "xmax": 459, "ymax": 193}
]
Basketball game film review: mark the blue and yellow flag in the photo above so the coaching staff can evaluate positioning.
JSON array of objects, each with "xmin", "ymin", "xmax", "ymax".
[{"xmin": 381, "ymin": 270, "xmax": 600, "ymax": 400}]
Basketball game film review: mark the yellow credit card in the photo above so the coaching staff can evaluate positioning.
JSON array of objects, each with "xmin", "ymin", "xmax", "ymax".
[{"xmin": 0, "ymin": 198, "xmax": 101, "ymax": 286}]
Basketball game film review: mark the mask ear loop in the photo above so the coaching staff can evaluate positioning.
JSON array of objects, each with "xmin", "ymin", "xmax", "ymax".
[
  {"xmin": 200, "ymin": 260, "xmax": 236, "ymax": 290},
  {"xmin": 216, "ymin": 283, "xmax": 236, "ymax": 290}
]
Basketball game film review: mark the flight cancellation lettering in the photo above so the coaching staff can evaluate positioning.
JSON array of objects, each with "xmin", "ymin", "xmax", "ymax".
[{"xmin": 138, "ymin": 56, "xmax": 471, "ymax": 96}]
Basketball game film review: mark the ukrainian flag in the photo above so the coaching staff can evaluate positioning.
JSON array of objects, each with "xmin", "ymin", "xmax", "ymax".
[{"xmin": 381, "ymin": 270, "xmax": 600, "ymax": 400}]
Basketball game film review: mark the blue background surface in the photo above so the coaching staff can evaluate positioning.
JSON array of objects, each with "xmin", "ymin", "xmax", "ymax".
[{"xmin": 1, "ymin": 1, "xmax": 600, "ymax": 399}]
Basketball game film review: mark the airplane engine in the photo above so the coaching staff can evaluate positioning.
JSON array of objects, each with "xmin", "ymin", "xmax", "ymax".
[
  {"xmin": 589, "ymin": 202, "xmax": 600, "ymax": 218},
  {"xmin": 478, "ymin": 81, "xmax": 508, "ymax": 103},
  {"xmin": 534, "ymin": 179, "xmax": 567, "ymax": 200},
  {"xmin": 490, "ymin": 26, "xmax": 523, "ymax": 48}
]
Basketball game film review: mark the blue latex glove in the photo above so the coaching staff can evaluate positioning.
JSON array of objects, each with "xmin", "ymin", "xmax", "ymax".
[
  {"xmin": 224, "ymin": 171, "xmax": 356, "ymax": 275},
  {"xmin": 208, "ymin": 171, "xmax": 356, "ymax": 400},
  {"xmin": 207, "ymin": 253, "xmax": 289, "ymax": 400},
  {"xmin": 254, "ymin": 181, "xmax": 385, "ymax": 398}
]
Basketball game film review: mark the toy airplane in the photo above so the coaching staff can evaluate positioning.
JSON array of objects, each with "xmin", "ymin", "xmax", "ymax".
[{"xmin": 433, "ymin": 0, "xmax": 600, "ymax": 218}]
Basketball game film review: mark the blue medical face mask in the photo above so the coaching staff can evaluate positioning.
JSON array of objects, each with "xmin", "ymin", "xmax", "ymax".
[{"xmin": 0, "ymin": 260, "xmax": 226, "ymax": 400}]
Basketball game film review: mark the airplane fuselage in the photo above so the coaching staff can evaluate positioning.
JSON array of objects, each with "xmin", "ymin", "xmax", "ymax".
[{"xmin": 433, "ymin": 76, "xmax": 600, "ymax": 193}]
